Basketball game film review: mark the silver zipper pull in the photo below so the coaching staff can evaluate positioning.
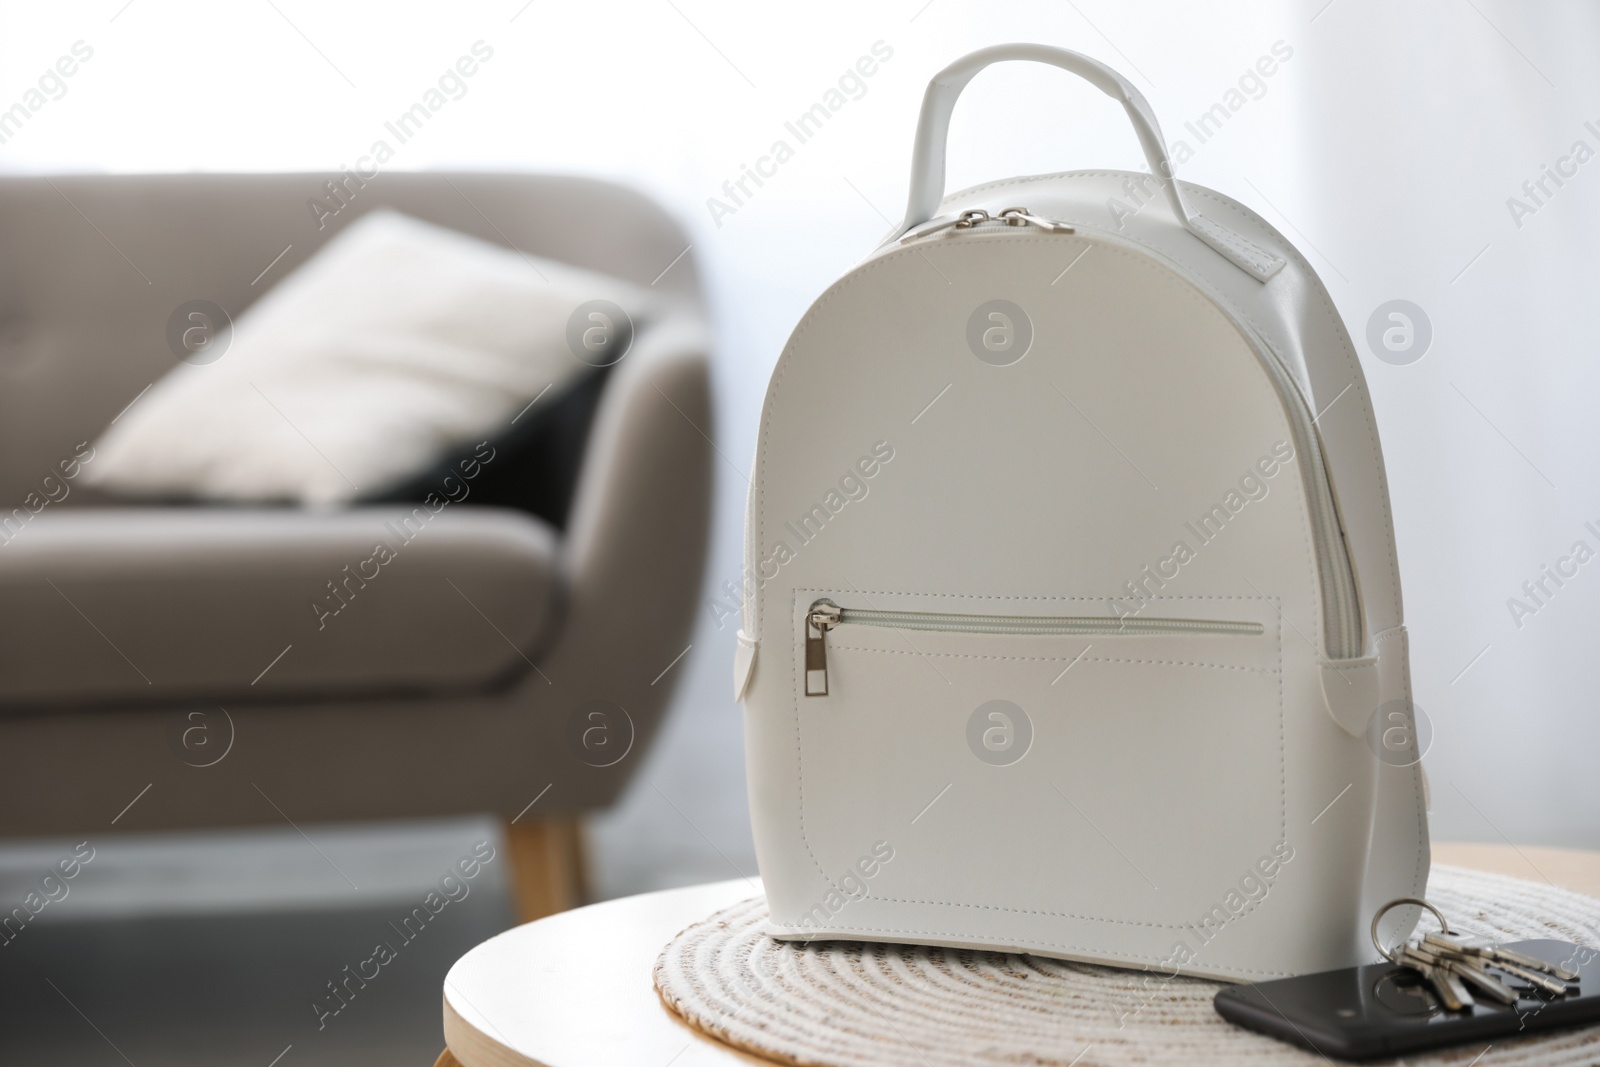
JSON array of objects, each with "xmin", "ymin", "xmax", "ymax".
[
  {"xmin": 898, "ymin": 209, "xmax": 991, "ymax": 244},
  {"xmin": 805, "ymin": 600, "xmax": 841, "ymax": 697},
  {"xmin": 997, "ymin": 207, "xmax": 1075, "ymax": 233}
]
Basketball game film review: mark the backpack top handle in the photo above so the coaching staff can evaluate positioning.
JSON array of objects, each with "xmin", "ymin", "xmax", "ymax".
[{"xmin": 899, "ymin": 43, "xmax": 1285, "ymax": 282}]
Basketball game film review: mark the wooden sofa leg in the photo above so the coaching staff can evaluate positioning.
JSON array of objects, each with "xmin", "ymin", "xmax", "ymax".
[{"xmin": 503, "ymin": 816, "xmax": 586, "ymax": 924}]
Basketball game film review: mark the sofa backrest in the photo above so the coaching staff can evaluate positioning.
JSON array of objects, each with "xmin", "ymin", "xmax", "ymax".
[{"xmin": 0, "ymin": 172, "xmax": 698, "ymax": 508}]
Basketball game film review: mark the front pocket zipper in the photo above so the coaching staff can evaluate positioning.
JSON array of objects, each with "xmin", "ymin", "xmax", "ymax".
[{"xmin": 803, "ymin": 599, "xmax": 1264, "ymax": 697}]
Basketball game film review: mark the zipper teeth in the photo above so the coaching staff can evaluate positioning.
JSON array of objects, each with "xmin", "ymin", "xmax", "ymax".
[
  {"xmin": 1237, "ymin": 322, "xmax": 1362, "ymax": 660},
  {"xmin": 832, "ymin": 608, "xmax": 1262, "ymax": 637}
]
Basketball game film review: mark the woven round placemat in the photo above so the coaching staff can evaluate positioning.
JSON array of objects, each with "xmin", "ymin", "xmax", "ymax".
[{"xmin": 654, "ymin": 865, "xmax": 1600, "ymax": 1066}]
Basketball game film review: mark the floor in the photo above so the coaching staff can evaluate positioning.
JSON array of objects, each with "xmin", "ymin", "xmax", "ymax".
[
  {"xmin": 0, "ymin": 902, "xmax": 506, "ymax": 1067},
  {"xmin": 0, "ymin": 682, "xmax": 756, "ymax": 1066},
  {"xmin": 0, "ymin": 817, "xmax": 514, "ymax": 1066}
]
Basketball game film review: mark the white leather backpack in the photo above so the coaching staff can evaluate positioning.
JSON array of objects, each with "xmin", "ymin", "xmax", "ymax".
[{"xmin": 736, "ymin": 44, "xmax": 1428, "ymax": 981}]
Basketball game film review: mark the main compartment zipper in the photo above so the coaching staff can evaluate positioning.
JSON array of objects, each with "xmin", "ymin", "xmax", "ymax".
[
  {"xmin": 803, "ymin": 599, "xmax": 1263, "ymax": 697},
  {"xmin": 1236, "ymin": 316, "xmax": 1364, "ymax": 661},
  {"xmin": 898, "ymin": 206, "xmax": 1075, "ymax": 244}
]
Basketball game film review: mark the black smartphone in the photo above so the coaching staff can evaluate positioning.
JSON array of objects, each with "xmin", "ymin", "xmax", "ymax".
[{"xmin": 1214, "ymin": 939, "xmax": 1600, "ymax": 1061}]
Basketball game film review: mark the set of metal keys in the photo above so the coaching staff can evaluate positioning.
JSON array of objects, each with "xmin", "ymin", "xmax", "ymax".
[{"xmin": 1374, "ymin": 897, "xmax": 1580, "ymax": 1011}]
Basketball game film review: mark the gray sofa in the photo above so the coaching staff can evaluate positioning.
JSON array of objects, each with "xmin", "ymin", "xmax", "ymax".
[{"xmin": 0, "ymin": 173, "xmax": 712, "ymax": 915}]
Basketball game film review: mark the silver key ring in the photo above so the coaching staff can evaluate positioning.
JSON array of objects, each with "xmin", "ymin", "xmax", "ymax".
[{"xmin": 1371, "ymin": 896, "xmax": 1451, "ymax": 963}]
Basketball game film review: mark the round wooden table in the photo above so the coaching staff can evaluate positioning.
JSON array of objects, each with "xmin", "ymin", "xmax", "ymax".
[{"xmin": 437, "ymin": 844, "xmax": 1600, "ymax": 1067}]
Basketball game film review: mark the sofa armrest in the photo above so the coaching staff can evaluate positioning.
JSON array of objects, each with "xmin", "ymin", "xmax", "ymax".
[{"xmin": 534, "ymin": 306, "xmax": 713, "ymax": 803}]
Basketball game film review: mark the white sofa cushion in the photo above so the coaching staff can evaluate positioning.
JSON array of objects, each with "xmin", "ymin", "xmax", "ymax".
[{"xmin": 83, "ymin": 210, "xmax": 650, "ymax": 506}]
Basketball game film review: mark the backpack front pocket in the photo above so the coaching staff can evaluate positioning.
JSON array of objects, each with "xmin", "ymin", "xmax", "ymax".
[{"xmin": 788, "ymin": 589, "xmax": 1285, "ymax": 931}]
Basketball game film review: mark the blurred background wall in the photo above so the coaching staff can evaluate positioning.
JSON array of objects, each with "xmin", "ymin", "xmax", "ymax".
[{"xmin": 1, "ymin": 0, "xmax": 1596, "ymax": 909}]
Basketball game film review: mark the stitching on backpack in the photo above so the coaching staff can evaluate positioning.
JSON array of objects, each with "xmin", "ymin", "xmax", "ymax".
[
  {"xmin": 818, "ymin": 898, "xmax": 1186, "ymax": 929},
  {"xmin": 1188, "ymin": 214, "xmax": 1283, "ymax": 266},
  {"xmin": 766, "ymin": 919, "xmax": 1293, "ymax": 977}
]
